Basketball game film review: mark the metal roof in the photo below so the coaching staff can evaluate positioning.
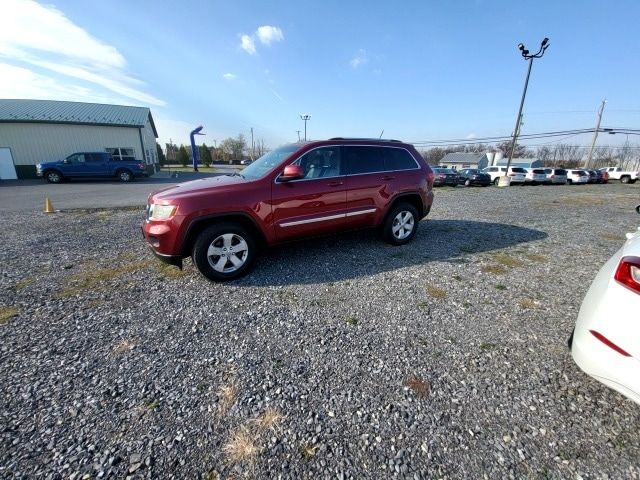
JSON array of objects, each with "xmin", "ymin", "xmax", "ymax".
[
  {"xmin": 0, "ymin": 99, "xmax": 157, "ymax": 137},
  {"xmin": 440, "ymin": 152, "xmax": 487, "ymax": 164}
]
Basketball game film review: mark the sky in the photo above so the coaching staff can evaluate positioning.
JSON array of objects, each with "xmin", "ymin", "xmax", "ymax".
[{"xmin": 1, "ymin": 0, "xmax": 639, "ymax": 151}]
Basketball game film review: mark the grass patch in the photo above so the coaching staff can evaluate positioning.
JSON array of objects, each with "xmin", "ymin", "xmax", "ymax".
[
  {"xmin": 601, "ymin": 232, "xmax": 624, "ymax": 242},
  {"xmin": 519, "ymin": 298, "xmax": 541, "ymax": 309},
  {"xmin": 404, "ymin": 374, "xmax": 430, "ymax": 397},
  {"xmin": 14, "ymin": 278, "xmax": 34, "ymax": 291},
  {"xmin": 426, "ymin": 285, "xmax": 446, "ymax": 299},
  {"xmin": 113, "ymin": 339, "xmax": 135, "ymax": 354},
  {"xmin": 481, "ymin": 264, "xmax": 507, "ymax": 275},
  {"xmin": 216, "ymin": 381, "xmax": 238, "ymax": 414},
  {"xmin": 494, "ymin": 253, "xmax": 525, "ymax": 268},
  {"xmin": 223, "ymin": 427, "xmax": 259, "ymax": 464},
  {"xmin": 495, "ymin": 284, "xmax": 507, "ymax": 290},
  {"xmin": 0, "ymin": 306, "xmax": 20, "ymax": 325},
  {"xmin": 143, "ymin": 399, "xmax": 160, "ymax": 410},
  {"xmin": 416, "ymin": 301, "xmax": 430, "ymax": 309},
  {"xmin": 252, "ymin": 407, "xmax": 284, "ymax": 433},
  {"xmin": 524, "ymin": 253, "xmax": 548, "ymax": 263},
  {"xmin": 480, "ymin": 342, "xmax": 496, "ymax": 350},
  {"xmin": 155, "ymin": 262, "xmax": 187, "ymax": 279},
  {"xmin": 345, "ymin": 315, "xmax": 358, "ymax": 326}
]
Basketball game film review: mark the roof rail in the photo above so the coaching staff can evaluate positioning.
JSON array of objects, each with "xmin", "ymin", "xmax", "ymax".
[{"xmin": 328, "ymin": 137, "xmax": 402, "ymax": 142}]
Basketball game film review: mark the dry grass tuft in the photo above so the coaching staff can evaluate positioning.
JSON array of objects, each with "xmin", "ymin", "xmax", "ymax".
[
  {"xmin": 525, "ymin": 253, "xmax": 548, "ymax": 263},
  {"xmin": 426, "ymin": 285, "xmax": 446, "ymax": 299},
  {"xmin": 0, "ymin": 306, "xmax": 20, "ymax": 325},
  {"xmin": 253, "ymin": 407, "xmax": 284, "ymax": 433},
  {"xmin": 601, "ymin": 232, "xmax": 624, "ymax": 242},
  {"xmin": 217, "ymin": 382, "xmax": 238, "ymax": 413},
  {"xmin": 224, "ymin": 427, "xmax": 259, "ymax": 464},
  {"xmin": 494, "ymin": 253, "xmax": 525, "ymax": 268},
  {"xmin": 113, "ymin": 339, "xmax": 135, "ymax": 354},
  {"xmin": 14, "ymin": 278, "xmax": 33, "ymax": 291},
  {"xmin": 155, "ymin": 262, "xmax": 187, "ymax": 279},
  {"xmin": 300, "ymin": 443, "xmax": 319, "ymax": 459},
  {"xmin": 404, "ymin": 374, "xmax": 430, "ymax": 397},
  {"xmin": 519, "ymin": 298, "xmax": 541, "ymax": 310},
  {"xmin": 481, "ymin": 264, "xmax": 507, "ymax": 275}
]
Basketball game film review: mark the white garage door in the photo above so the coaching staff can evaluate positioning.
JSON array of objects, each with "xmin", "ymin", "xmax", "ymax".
[{"xmin": 0, "ymin": 148, "xmax": 18, "ymax": 180}]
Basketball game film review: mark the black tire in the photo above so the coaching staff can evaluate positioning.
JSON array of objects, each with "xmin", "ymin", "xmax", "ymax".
[
  {"xmin": 192, "ymin": 223, "xmax": 256, "ymax": 281},
  {"xmin": 45, "ymin": 170, "xmax": 63, "ymax": 183},
  {"xmin": 493, "ymin": 177, "xmax": 500, "ymax": 186},
  {"xmin": 382, "ymin": 202, "xmax": 419, "ymax": 246},
  {"xmin": 117, "ymin": 169, "xmax": 134, "ymax": 182},
  {"xmin": 567, "ymin": 179, "xmax": 572, "ymax": 185}
]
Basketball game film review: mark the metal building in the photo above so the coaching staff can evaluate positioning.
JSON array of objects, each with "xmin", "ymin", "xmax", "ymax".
[{"xmin": 0, "ymin": 99, "xmax": 158, "ymax": 179}]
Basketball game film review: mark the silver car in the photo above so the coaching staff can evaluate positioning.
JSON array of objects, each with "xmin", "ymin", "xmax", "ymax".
[{"xmin": 542, "ymin": 167, "xmax": 567, "ymax": 185}]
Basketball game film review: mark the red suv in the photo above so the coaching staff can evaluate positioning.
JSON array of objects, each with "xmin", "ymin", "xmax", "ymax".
[{"xmin": 143, "ymin": 138, "xmax": 435, "ymax": 281}]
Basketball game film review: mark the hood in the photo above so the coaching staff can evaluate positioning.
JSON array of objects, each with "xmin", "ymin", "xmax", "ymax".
[{"xmin": 151, "ymin": 174, "xmax": 248, "ymax": 202}]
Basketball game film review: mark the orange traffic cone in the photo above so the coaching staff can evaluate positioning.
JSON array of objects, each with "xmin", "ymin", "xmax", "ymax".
[{"xmin": 44, "ymin": 197, "xmax": 55, "ymax": 213}]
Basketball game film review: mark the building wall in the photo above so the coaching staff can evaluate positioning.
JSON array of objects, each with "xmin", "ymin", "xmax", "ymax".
[
  {"xmin": 0, "ymin": 122, "xmax": 143, "ymax": 178},
  {"xmin": 139, "ymin": 117, "xmax": 159, "ymax": 173}
]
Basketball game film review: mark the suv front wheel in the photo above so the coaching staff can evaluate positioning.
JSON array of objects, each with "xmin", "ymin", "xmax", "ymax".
[
  {"xmin": 383, "ymin": 203, "xmax": 419, "ymax": 246},
  {"xmin": 192, "ymin": 223, "xmax": 256, "ymax": 281}
]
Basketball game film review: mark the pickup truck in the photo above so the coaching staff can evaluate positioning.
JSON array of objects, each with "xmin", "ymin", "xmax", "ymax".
[
  {"xmin": 598, "ymin": 166, "xmax": 639, "ymax": 184},
  {"xmin": 36, "ymin": 152, "xmax": 148, "ymax": 183}
]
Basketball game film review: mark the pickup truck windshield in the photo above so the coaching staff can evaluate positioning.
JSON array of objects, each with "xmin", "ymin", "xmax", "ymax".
[{"xmin": 240, "ymin": 144, "xmax": 300, "ymax": 179}]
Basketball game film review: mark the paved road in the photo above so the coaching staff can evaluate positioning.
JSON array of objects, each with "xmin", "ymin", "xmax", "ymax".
[{"xmin": 0, "ymin": 171, "xmax": 227, "ymax": 212}]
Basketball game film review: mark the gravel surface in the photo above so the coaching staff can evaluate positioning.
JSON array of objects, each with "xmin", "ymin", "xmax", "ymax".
[{"xmin": 1, "ymin": 183, "xmax": 639, "ymax": 479}]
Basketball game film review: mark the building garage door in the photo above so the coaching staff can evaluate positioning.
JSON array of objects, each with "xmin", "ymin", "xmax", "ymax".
[{"xmin": 0, "ymin": 148, "xmax": 18, "ymax": 180}]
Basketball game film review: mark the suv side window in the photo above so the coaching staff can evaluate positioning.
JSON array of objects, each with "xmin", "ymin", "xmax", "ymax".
[
  {"xmin": 292, "ymin": 146, "xmax": 342, "ymax": 179},
  {"xmin": 383, "ymin": 148, "xmax": 418, "ymax": 171},
  {"xmin": 67, "ymin": 154, "xmax": 85, "ymax": 163},
  {"xmin": 86, "ymin": 153, "xmax": 103, "ymax": 162},
  {"xmin": 344, "ymin": 146, "xmax": 384, "ymax": 175}
]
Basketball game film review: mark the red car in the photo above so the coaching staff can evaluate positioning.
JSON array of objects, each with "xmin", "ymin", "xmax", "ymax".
[{"xmin": 143, "ymin": 138, "xmax": 435, "ymax": 281}]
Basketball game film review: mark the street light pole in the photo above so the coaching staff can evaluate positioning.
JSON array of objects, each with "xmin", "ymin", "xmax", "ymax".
[
  {"xmin": 300, "ymin": 114, "xmax": 311, "ymax": 141},
  {"xmin": 585, "ymin": 99, "xmax": 607, "ymax": 169},
  {"xmin": 501, "ymin": 38, "xmax": 550, "ymax": 187}
]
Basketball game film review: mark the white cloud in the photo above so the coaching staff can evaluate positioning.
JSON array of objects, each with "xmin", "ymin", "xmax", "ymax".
[
  {"xmin": 223, "ymin": 73, "xmax": 236, "ymax": 81},
  {"xmin": 0, "ymin": 0, "xmax": 164, "ymax": 106},
  {"xmin": 240, "ymin": 34, "xmax": 256, "ymax": 55},
  {"xmin": 256, "ymin": 26, "xmax": 283, "ymax": 45},
  {"xmin": 350, "ymin": 49, "xmax": 368, "ymax": 69}
]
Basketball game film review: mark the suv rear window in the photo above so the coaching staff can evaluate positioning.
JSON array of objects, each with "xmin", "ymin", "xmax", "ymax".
[
  {"xmin": 532, "ymin": 169, "xmax": 545, "ymax": 174},
  {"xmin": 344, "ymin": 146, "xmax": 384, "ymax": 174},
  {"xmin": 383, "ymin": 148, "xmax": 418, "ymax": 171},
  {"xmin": 511, "ymin": 167, "xmax": 526, "ymax": 173},
  {"xmin": 554, "ymin": 169, "xmax": 567, "ymax": 175}
]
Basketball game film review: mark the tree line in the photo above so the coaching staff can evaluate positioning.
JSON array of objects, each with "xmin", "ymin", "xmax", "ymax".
[{"xmin": 161, "ymin": 134, "xmax": 269, "ymax": 167}]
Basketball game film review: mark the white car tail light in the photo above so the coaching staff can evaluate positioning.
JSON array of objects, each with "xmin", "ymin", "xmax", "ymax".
[{"xmin": 614, "ymin": 256, "xmax": 640, "ymax": 294}]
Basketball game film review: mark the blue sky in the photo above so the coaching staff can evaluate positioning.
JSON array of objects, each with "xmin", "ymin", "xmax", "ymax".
[{"xmin": 1, "ymin": 0, "xmax": 639, "ymax": 150}]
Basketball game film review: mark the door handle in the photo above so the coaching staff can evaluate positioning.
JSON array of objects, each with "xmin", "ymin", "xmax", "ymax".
[{"xmin": 328, "ymin": 181, "xmax": 344, "ymax": 187}]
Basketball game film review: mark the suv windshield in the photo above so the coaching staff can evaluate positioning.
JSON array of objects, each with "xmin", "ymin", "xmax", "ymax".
[{"xmin": 240, "ymin": 144, "xmax": 300, "ymax": 179}]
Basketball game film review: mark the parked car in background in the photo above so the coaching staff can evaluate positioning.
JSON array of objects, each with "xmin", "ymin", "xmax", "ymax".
[
  {"xmin": 431, "ymin": 167, "xmax": 459, "ymax": 187},
  {"xmin": 585, "ymin": 169, "xmax": 599, "ymax": 183},
  {"xmin": 456, "ymin": 168, "xmax": 490, "ymax": 187},
  {"xmin": 542, "ymin": 167, "xmax": 567, "ymax": 185},
  {"xmin": 36, "ymin": 151, "xmax": 148, "ymax": 183},
  {"xmin": 599, "ymin": 166, "xmax": 639, "ymax": 184},
  {"xmin": 569, "ymin": 204, "xmax": 640, "ymax": 405},
  {"xmin": 482, "ymin": 166, "xmax": 527, "ymax": 185},
  {"xmin": 588, "ymin": 169, "xmax": 607, "ymax": 184},
  {"xmin": 566, "ymin": 169, "xmax": 589, "ymax": 185},
  {"xmin": 143, "ymin": 138, "xmax": 435, "ymax": 281},
  {"xmin": 240, "ymin": 159, "xmax": 252, "ymax": 165},
  {"xmin": 524, "ymin": 168, "xmax": 547, "ymax": 185}
]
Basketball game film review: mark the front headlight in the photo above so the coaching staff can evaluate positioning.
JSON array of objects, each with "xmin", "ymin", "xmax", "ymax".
[{"xmin": 149, "ymin": 204, "xmax": 177, "ymax": 220}]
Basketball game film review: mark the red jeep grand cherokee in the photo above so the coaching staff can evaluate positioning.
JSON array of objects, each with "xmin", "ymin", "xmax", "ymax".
[{"xmin": 143, "ymin": 138, "xmax": 435, "ymax": 281}]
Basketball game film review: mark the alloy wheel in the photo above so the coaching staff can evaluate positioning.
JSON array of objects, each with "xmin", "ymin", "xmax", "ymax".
[
  {"xmin": 207, "ymin": 233, "xmax": 249, "ymax": 273},
  {"xmin": 391, "ymin": 211, "xmax": 415, "ymax": 240}
]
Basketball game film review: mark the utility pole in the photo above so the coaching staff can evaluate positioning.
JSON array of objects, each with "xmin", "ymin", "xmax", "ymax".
[
  {"xmin": 296, "ymin": 130, "xmax": 301, "ymax": 142},
  {"xmin": 300, "ymin": 114, "xmax": 311, "ymax": 141},
  {"xmin": 585, "ymin": 99, "xmax": 607, "ymax": 169}
]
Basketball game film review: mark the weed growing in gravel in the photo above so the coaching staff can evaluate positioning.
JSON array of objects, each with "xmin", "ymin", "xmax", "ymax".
[
  {"xmin": 519, "ymin": 298, "xmax": 541, "ymax": 309},
  {"xmin": 480, "ymin": 342, "xmax": 496, "ymax": 350},
  {"xmin": 495, "ymin": 284, "xmax": 507, "ymax": 291},
  {"xmin": 345, "ymin": 315, "xmax": 358, "ymax": 326},
  {"xmin": 143, "ymin": 399, "xmax": 160, "ymax": 410},
  {"xmin": 252, "ymin": 407, "xmax": 284, "ymax": 433},
  {"xmin": 223, "ymin": 427, "xmax": 259, "ymax": 463},
  {"xmin": 14, "ymin": 278, "xmax": 33, "ymax": 291},
  {"xmin": 481, "ymin": 265, "xmax": 507, "ymax": 275},
  {"xmin": 404, "ymin": 374, "xmax": 430, "ymax": 398},
  {"xmin": 217, "ymin": 382, "xmax": 238, "ymax": 413},
  {"xmin": 0, "ymin": 306, "xmax": 19, "ymax": 325},
  {"xmin": 300, "ymin": 443, "xmax": 319, "ymax": 459},
  {"xmin": 600, "ymin": 232, "xmax": 624, "ymax": 242},
  {"xmin": 524, "ymin": 253, "xmax": 548, "ymax": 263},
  {"xmin": 426, "ymin": 285, "xmax": 446, "ymax": 299},
  {"xmin": 452, "ymin": 274, "xmax": 462, "ymax": 281},
  {"xmin": 155, "ymin": 262, "xmax": 187, "ymax": 279},
  {"xmin": 416, "ymin": 301, "xmax": 430, "ymax": 308},
  {"xmin": 494, "ymin": 253, "xmax": 525, "ymax": 268},
  {"xmin": 113, "ymin": 339, "xmax": 135, "ymax": 354}
]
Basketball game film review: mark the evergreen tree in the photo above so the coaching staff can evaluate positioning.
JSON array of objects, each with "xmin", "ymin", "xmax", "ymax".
[{"xmin": 177, "ymin": 145, "xmax": 189, "ymax": 167}]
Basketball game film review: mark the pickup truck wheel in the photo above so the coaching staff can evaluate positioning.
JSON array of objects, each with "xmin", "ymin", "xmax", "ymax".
[
  {"xmin": 192, "ymin": 223, "xmax": 256, "ymax": 281},
  {"xmin": 620, "ymin": 176, "xmax": 630, "ymax": 184},
  {"xmin": 45, "ymin": 170, "xmax": 63, "ymax": 183},
  {"xmin": 117, "ymin": 169, "xmax": 133, "ymax": 182},
  {"xmin": 383, "ymin": 203, "xmax": 419, "ymax": 246}
]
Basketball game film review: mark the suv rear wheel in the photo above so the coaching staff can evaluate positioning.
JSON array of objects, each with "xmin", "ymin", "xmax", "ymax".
[
  {"xmin": 192, "ymin": 223, "xmax": 256, "ymax": 281},
  {"xmin": 117, "ymin": 169, "xmax": 133, "ymax": 182},
  {"xmin": 383, "ymin": 203, "xmax": 419, "ymax": 246}
]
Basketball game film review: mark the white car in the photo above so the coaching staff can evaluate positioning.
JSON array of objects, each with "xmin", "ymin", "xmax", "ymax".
[
  {"xmin": 525, "ymin": 168, "xmax": 547, "ymax": 185},
  {"xmin": 570, "ymin": 204, "xmax": 640, "ymax": 405},
  {"xmin": 482, "ymin": 166, "xmax": 526, "ymax": 185},
  {"xmin": 566, "ymin": 169, "xmax": 588, "ymax": 184}
]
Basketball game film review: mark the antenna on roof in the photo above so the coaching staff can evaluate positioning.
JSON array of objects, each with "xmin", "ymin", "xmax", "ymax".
[{"xmin": 379, "ymin": 129, "xmax": 384, "ymax": 139}]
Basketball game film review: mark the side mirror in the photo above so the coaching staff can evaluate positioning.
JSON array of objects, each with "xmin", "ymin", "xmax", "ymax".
[
  {"xmin": 280, "ymin": 164, "xmax": 304, "ymax": 182},
  {"xmin": 636, "ymin": 204, "xmax": 640, "ymax": 215},
  {"xmin": 63, "ymin": 159, "xmax": 70, "ymax": 164}
]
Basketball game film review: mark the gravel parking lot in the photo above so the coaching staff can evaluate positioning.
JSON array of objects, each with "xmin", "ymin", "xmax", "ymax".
[{"xmin": 1, "ymin": 184, "xmax": 639, "ymax": 479}]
